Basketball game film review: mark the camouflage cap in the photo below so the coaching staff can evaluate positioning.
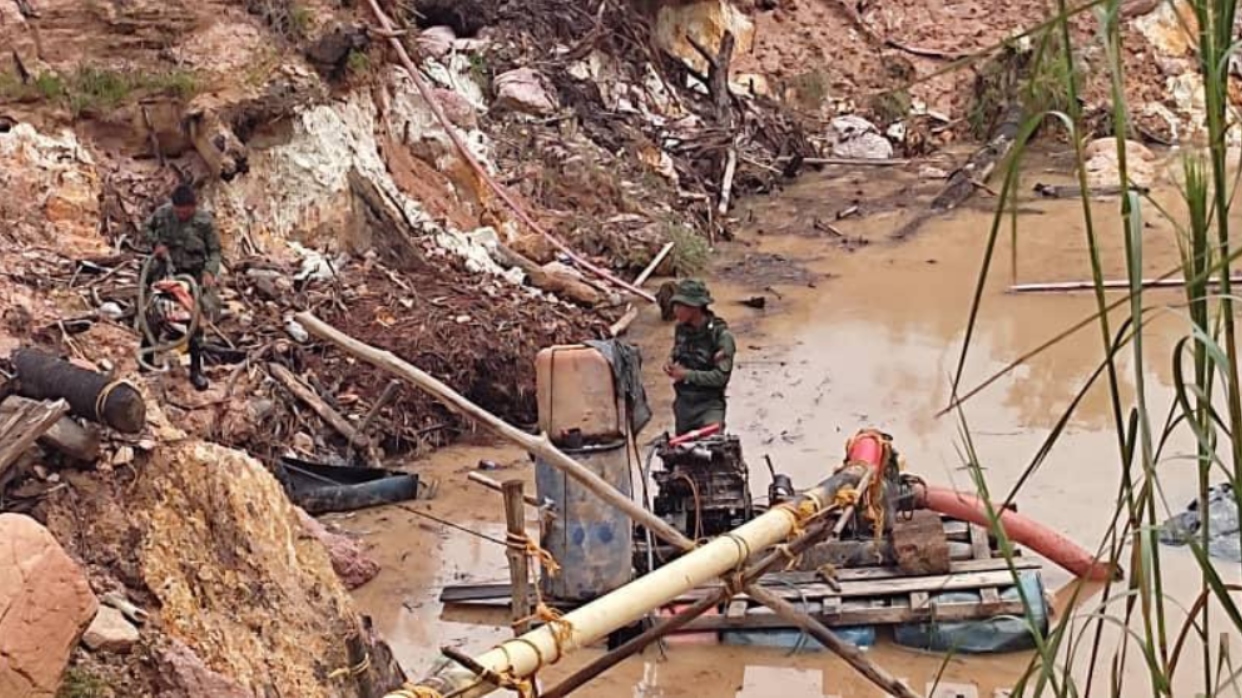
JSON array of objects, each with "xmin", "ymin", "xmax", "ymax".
[{"xmin": 669, "ymin": 278, "xmax": 713, "ymax": 307}]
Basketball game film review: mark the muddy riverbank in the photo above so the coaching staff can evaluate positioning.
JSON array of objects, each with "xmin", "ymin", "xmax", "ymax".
[{"xmin": 341, "ymin": 152, "xmax": 1242, "ymax": 697}]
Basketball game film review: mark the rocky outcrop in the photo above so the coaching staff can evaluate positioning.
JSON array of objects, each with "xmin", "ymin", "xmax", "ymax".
[
  {"xmin": 0, "ymin": 124, "xmax": 104, "ymax": 249},
  {"xmin": 136, "ymin": 437, "xmax": 398, "ymax": 696},
  {"xmin": 0, "ymin": 513, "xmax": 99, "ymax": 698}
]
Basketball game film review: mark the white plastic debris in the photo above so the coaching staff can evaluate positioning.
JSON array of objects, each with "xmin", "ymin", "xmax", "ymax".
[
  {"xmin": 284, "ymin": 315, "xmax": 310, "ymax": 343},
  {"xmin": 98, "ymin": 302, "xmax": 124, "ymax": 320}
]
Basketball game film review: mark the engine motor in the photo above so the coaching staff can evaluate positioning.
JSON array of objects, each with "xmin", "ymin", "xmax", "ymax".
[{"xmin": 651, "ymin": 434, "xmax": 753, "ymax": 540}]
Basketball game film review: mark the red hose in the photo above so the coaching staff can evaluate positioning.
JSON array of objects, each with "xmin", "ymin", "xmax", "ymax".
[{"xmin": 918, "ymin": 486, "xmax": 1118, "ymax": 581}]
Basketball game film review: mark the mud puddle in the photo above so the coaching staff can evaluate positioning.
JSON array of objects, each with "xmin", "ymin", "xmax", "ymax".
[{"xmin": 344, "ymin": 155, "xmax": 1241, "ymax": 697}]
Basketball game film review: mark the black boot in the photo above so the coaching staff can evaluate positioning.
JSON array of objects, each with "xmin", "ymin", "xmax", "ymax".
[{"xmin": 188, "ymin": 334, "xmax": 209, "ymax": 391}]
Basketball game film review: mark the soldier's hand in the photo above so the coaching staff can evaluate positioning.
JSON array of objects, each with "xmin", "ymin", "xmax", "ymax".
[
  {"xmin": 153, "ymin": 244, "xmax": 169, "ymax": 259},
  {"xmin": 666, "ymin": 363, "xmax": 688, "ymax": 381},
  {"xmin": 202, "ymin": 272, "xmax": 216, "ymax": 288}
]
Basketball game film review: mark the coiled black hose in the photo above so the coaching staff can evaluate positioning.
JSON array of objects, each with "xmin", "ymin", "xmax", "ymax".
[{"xmin": 135, "ymin": 255, "xmax": 202, "ymax": 373}]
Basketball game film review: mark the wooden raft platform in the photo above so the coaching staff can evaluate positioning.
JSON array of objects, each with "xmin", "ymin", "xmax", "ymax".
[{"xmin": 441, "ymin": 521, "xmax": 1044, "ymax": 631}]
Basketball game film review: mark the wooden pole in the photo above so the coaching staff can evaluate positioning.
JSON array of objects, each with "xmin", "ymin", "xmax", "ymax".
[
  {"xmin": 633, "ymin": 242, "xmax": 675, "ymax": 288},
  {"xmin": 1009, "ymin": 275, "xmax": 1242, "ymax": 293},
  {"xmin": 503, "ymin": 480, "xmax": 533, "ymax": 636},
  {"xmin": 351, "ymin": 379, "xmax": 399, "ymax": 464},
  {"xmin": 268, "ymin": 362, "xmax": 372, "ymax": 450},
  {"xmin": 295, "ymin": 312, "xmax": 695, "ymax": 552},
  {"xmin": 468, "ymin": 471, "xmax": 544, "ymax": 509},
  {"xmin": 744, "ymin": 584, "xmax": 922, "ymax": 698},
  {"xmin": 608, "ymin": 305, "xmax": 639, "ymax": 338}
]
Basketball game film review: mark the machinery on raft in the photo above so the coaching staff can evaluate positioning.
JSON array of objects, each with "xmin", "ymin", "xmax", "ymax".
[{"xmin": 442, "ymin": 342, "xmax": 1114, "ymax": 654}]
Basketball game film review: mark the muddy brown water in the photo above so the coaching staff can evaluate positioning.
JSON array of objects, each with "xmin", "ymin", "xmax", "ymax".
[{"xmin": 341, "ymin": 156, "xmax": 1242, "ymax": 697}]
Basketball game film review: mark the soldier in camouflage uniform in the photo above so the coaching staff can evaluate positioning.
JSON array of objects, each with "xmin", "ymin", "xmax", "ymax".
[
  {"xmin": 142, "ymin": 184, "xmax": 223, "ymax": 391},
  {"xmin": 663, "ymin": 279, "xmax": 736, "ymax": 435}
]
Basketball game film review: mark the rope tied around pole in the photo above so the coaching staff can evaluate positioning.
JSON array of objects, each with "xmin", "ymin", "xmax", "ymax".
[
  {"xmin": 94, "ymin": 379, "xmax": 136, "ymax": 424},
  {"xmin": 388, "ymin": 685, "xmax": 444, "ymax": 698},
  {"xmin": 327, "ymin": 652, "xmax": 372, "ymax": 679},
  {"xmin": 506, "ymin": 530, "xmax": 561, "ymax": 577}
]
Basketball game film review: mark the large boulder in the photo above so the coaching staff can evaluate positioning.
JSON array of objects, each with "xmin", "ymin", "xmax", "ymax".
[{"xmin": 0, "ymin": 513, "xmax": 99, "ymax": 698}]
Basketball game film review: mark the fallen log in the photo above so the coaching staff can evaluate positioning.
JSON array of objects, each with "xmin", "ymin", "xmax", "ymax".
[
  {"xmin": 0, "ymin": 395, "xmax": 100, "ymax": 461},
  {"xmin": 608, "ymin": 305, "xmax": 639, "ymax": 338},
  {"xmin": 268, "ymin": 363, "xmax": 372, "ymax": 450},
  {"xmin": 491, "ymin": 245, "xmax": 602, "ymax": 307},
  {"xmin": 0, "ymin": 398, "xmax": 70, "ymax": 484},
  {"xmin": 931, "ymin": 104, "xmax": 1023, "ymax": 212},
  {"xmin": 11, "ymin": 349, "xmax": 146, "ymax": 434},
  {"xmin": 294, "ymin": 311, "xmax": 693, "ymax": 551}
]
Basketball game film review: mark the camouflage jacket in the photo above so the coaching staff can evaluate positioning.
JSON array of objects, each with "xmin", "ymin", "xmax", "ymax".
[
  {"xmin": 670, "ymin": 313, "xmax": 736, "ymax": 394},
  {"xmin": 143, "ymin": 203, "xmax": 222, "ymax": 277}
]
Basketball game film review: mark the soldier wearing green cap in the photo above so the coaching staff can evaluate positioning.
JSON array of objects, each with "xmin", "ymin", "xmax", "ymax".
[{"xmin": 663, "ymin": 279, "xmax": 736, "ymax": 435}]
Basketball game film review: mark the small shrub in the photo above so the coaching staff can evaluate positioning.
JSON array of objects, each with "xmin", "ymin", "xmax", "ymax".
[
  {"xmin": 57, "ymin": 668, "xmax": 108, "ymax": 698},
  {"xmin": 667, "ymin": 224, "xmax": 710, "ymax": 275}
]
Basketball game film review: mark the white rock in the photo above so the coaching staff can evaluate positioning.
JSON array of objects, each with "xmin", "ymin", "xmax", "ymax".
[
  {"xmin": 918, "ymin": 166, "xmax": 950, "ymax": 180},
  {"xmin": 417, "ymin": 26, "xmax": 456, "ymax": 59},
  {"xmin": 833, "ymin": 132, "xmax": 894, "ymax": 160},
  {"xmin": 82, "ymin": 606, "xmax": 139, "ymax": 653},
  {"xmin": 495, "ymin": 68, "xmax": 559, "ymax": 116}
]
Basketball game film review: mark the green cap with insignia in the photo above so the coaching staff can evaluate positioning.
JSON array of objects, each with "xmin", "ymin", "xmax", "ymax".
[{"xmin": 670, "ymin": 278, "xmax": 713, "ymax": 308}]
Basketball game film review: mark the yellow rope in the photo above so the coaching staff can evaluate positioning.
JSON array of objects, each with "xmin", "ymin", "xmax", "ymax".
[
  {"xmin": 506, "ymin": 531, "xmax": 561, "ymax": 577},
  {"xmin": 327, "ymin": 652, "xmax": 372, "ymax": 679},
  {"xmin": 94, "ymin": 379, "xmax": 133, "ymax": 422},
  {"xmin": 387, "ymin": 685, "xmax": 443, "ymax": 698}
]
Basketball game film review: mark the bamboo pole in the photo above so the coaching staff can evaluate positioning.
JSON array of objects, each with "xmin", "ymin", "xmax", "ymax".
[
  {"xmin": 295, "ymin": 312, "xmax": 694, "ymax": 551},
  {"xmin": 503, "ymin": 480, "xmax": 533, "ymax": 635},
  {"xmin": 361, "ymin": 0, "xmax": 656, "ymax": 303},
  {"xmin": 744, "ymin": 585, "xmax": 920, "ymax": 698},
  {"xmin": 387, "ymin": 467, "xmax": 873, "ymax": 698}
]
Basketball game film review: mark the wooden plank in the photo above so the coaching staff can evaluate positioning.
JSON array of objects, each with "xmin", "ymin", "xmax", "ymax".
[
  {"xmin": 886, "ymin": 678, "xmax": 913, "ymax": 698},
  {"xmin": 943, "ymin": 520, "xmax": 970, "ymax": 541},
  {"xmin": 969, "ymin": 523, "xmax": 992, "ymax": 561},
  {"xmin": 726, "ymin": 599, "xmax": 748, "ymax": 619},
  {"xmin": 981, "ymin": 587, "xmax": 1002, "ymax": 604},
  {"xmin": 1, "ymin": 396, "xmax": 100, "ymax": 461},
  {"xmin": 0, "ymin": 399, "xmax": 69, "ymax": 481},
  {"xmin": 910, "ymin": 591, "xmax": 930, "ymax": 612},
  {"xmin": 440, "ymin": 558, "xmax": 1042, "ymax": 604},
  {"xmin": 676, "ymin": 599, "xmax": 1029, "ymax": 631}
]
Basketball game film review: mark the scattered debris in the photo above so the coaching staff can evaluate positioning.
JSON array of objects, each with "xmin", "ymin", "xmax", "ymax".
[
  {"xmin": 1160, "ymin": 483, "xmax": 1241, "ymax": 562},
  {"xmin": 830, "ymin": 116, "xmax": 895, "ymax": 160}
]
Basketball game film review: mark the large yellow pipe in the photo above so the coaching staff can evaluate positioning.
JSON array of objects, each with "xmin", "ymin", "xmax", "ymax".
[{"xmin": 388, "ymin": 469, "xmax": 862, "ymax": 698}]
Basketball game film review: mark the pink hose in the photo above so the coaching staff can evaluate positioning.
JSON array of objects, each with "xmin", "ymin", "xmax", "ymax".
[{"xmin": 918, "ymin": 486, "xmax": 1119, "ymax": 581}]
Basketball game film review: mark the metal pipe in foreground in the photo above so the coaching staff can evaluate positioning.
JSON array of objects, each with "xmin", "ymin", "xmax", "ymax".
[{"xmin": 386, "ymin": 466, "xmax": 866, "ymax": 698}]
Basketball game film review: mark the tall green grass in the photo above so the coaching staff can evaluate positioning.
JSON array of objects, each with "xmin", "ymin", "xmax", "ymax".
[{"xmin": 942, "ymin": 0, "xmax": 1242, "ymax": 695}]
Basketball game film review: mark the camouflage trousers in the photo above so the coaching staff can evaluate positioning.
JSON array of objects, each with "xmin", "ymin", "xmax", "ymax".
[{"xmin": 673, "ymin": 392, "xmax": 727, "ymax": 436}]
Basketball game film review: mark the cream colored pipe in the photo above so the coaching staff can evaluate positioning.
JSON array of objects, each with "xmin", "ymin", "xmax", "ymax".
[{"xmin": 390, "ymin": 469, "xmax": 862, "ymax": 698}]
